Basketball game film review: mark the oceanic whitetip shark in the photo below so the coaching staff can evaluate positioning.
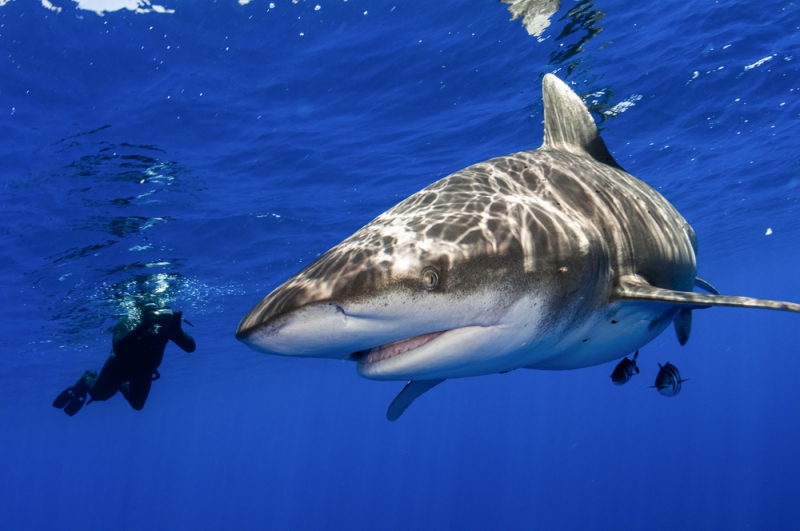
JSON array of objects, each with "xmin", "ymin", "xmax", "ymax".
[{"xmin": 236, "ymin": 74, "xmax": 800, "ymax": 420}]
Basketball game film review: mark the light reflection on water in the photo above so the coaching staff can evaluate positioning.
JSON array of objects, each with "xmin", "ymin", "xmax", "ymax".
[{"xmin": 20, "ymin": 132, "xmax": 216, "ymax": 345}]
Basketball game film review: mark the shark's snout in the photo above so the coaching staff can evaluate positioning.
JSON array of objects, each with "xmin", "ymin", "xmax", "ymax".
[
  {"xmin": 236, "ymin": 296, "xmax": 351, "ymax": 357},
  {"xmin": 236, "ymin": 279, "xmax": 322, "ymax": 337}
]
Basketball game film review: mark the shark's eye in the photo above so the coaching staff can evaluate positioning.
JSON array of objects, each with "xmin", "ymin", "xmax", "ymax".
[{"xmin": 421, "ymin": 267, "xmax": 439, "ymax": 290}]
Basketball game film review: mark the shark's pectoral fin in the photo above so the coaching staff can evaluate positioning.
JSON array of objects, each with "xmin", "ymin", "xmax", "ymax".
[
  {"xmin": 674, "ymin": 308, "xmax": 692, "ymax": 346},
  {"xmin": 613, "ymin": 276, "xmax": 800, "ymax": 313},
  {"xmin": 695, "ymin": 277, "xmax": 720, "ymax": 295},
  {"xmin": 386, "ymin": 379, "xmax": 445, "ymax": 422}
]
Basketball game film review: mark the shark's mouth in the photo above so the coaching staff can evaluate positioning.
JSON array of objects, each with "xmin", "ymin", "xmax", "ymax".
[{"xmin": 356, "ymin": 331, "xmax": 447, "ymax": 365}]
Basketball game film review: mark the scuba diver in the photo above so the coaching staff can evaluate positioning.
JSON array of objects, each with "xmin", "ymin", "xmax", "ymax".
[{"xmin": 53, "ymin": 303, "xmax": 196, "ymax": 416}]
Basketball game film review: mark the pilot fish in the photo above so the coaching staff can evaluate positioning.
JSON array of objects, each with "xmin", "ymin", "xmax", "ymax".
[
  {"xmin": 653, "ymin": 362, "xmax": 686, "ymax": 397},
  {"xmin": 610, "ymin": 350, "xmax": 639, "ymax": 385}
]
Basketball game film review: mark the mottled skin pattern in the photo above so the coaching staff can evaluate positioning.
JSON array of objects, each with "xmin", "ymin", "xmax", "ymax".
[
  {"xmin": 237, "ymin": 74, "xmax": 799, "ymax": 392},
  {"xmin": 238, "ymin": 147, "xmax": 695, "ymax": 346}
]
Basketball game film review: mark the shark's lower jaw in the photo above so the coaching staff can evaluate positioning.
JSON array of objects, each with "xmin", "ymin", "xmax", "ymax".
[
  {"xmin": 355, "ymin": 325, "xmax": 516, "ymax": 381},
  {"xmin": 356, "ymin": 331, "xmax": 447, "ymax": 365}
]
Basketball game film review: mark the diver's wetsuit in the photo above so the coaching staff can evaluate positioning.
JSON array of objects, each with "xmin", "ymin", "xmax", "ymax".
[
  {"xmin": 91, "ymin": 311, "xmax": 195, "ymax": 409},
  {"xmin": 53, "ymin": 306, "xmax": 196, "ymax": 415}
]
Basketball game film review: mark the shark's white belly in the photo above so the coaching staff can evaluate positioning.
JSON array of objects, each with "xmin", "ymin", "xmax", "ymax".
[{"xmin": 519, "ymin": 301, "xmax": 679, "ymax": 370}]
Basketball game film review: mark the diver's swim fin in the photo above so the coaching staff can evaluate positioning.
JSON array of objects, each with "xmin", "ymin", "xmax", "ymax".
[
  {"xmin": 52, "ymin": 386, "xmax": 88, "ymax": 416},
  {"xmin": 63, "ymin": 391, "xmax": 87, "ymax": 416},
  {"xmin": 52, "ymin": 389, "xmax": 73, "ymax": 409},
  {"xmin": 53, "ymin": 371, "xmax": 96, "ymax": 417}
]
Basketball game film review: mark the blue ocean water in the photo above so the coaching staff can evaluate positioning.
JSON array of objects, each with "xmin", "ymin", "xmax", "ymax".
[{"xmin": 1, "ymin": 0, "xmax": 799, "ymax": 529}]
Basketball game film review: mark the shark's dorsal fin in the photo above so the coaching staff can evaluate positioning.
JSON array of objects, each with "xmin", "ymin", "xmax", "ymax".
[
  {"xmin": 386, "ymin": 379, "xmax": 444, "ymax": 421},
  {"xmin": 541, "ymin": 74, "xmax": 623, "ymax": 171},
  {"xmin": 613, "ymin": 275, "xmax": 800, "ymax": 313}
]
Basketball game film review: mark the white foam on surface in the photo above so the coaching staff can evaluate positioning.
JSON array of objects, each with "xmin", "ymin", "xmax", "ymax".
[
  {"xmin": 70, "ymin": 0, "xmax": 175, "ymax": 15},
  {"xmin": 744, "ymin": 55, "xmax": 774, "ymax": 71}
]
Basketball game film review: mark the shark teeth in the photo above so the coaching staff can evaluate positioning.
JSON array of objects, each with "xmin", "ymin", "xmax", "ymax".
[{"xmin": 359, "ymin": 331, "xmax": 447, "ymax": 365}]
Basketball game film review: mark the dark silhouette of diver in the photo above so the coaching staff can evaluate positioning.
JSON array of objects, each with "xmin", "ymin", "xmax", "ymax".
[{"xmin": 53, "ymin": 303, "xmax": 196, "ymax": 416}]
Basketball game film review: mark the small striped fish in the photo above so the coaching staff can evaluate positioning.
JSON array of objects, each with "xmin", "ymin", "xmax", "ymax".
[
  {"xmin": 610, "ymin": 350, "xmax": 639, "ymax": 385},
  {"xmin": 653, "ymin": 362, "xmax": 686, "ymax": 397}
]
